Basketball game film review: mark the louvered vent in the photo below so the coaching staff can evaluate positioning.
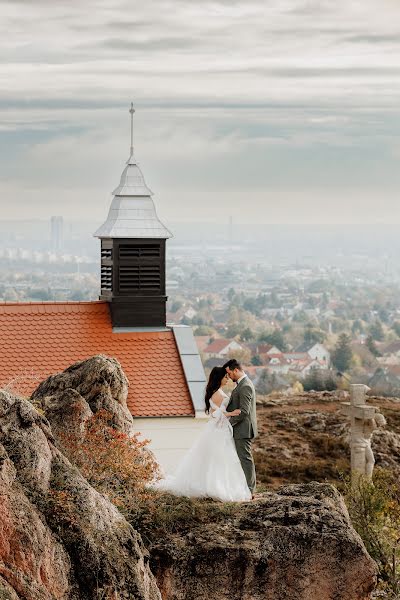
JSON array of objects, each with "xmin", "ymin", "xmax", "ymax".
[
  {"xmin": 101, "ymin": 265, "xmax": 112, "ymax": 290},
  {"xmin": 119, "ymin": 265, "xmax": 161, "ymax": 291},
  {"xmin": 101, "ymin": 248, "xmax": 112, "ymax": 260},
  {"xmin": 119, "ymin": 244, "xmax": 160, "ymax": 259}
]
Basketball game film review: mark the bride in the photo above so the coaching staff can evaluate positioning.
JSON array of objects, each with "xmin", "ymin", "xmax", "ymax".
[{"xmin": 154, "ymin": 366, "xmax": 252, "ymax": 502}]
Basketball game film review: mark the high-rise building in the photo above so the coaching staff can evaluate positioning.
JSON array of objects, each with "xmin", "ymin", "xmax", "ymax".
[{"xmin": 50, "ymin": 216, "xmax": 63, "ymax": 252}]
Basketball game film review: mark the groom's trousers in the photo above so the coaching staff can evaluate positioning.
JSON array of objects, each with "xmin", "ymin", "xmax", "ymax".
[{"xmin": 234, "ymin": 438, "xmax": 256, "ymax": 493}]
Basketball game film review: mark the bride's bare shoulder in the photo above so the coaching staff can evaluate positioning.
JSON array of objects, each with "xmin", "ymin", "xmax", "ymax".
[{"xmin": 210, "ymin": 389, "xmax": 224, "ymax": 407}]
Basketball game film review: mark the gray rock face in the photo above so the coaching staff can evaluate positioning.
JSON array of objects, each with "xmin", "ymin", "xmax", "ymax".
[
  {"xmin": 31, "ymin": 354, "xmax": 134, "ymax": 437},
  {"xmin": 0, "ymin": 391, "xmax": 161, "ymax": 600},
  {"xmin": 150, "ymin": 483, "xmax": 377, "ymax": 600}
]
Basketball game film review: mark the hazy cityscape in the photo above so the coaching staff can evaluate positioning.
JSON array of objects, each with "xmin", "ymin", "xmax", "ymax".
[{"xmin": 2, "ymin": 217, "xmax": 400, "ymax": 397}]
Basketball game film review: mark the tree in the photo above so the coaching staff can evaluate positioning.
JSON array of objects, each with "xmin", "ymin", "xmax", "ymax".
[
  {"xmin": 241, "ymin": 327, "xmax": 254, "ymax": 342},
  {"xmin": 378, "ymin": 308, "xmax": 390, "ymax": 324},
  {"xmin": 352, "ymin": 319, "xmax": 364, "ymax": 335},
  {"xmin": 331, "ymin": 333, "xmax": 353, "ymax": 373},
  {"xmin": 258, "ymin": 329, "xmax": 288, "ymax": 352},
  {"xmin": 269, "ymin": 290, "xmax": 279, "ymax": 308},
  {"xmin": 304, "ymin": 326, "xmax": 326, "ymax": 345},
  {"xmin": 392, "ymin": 321, "xmax": 400, "ymax": 338},
  {"xmin": 170, "ymin": 300, "xmax": 183, "ymax": 313},
  {"xmin": 227, "ymin": 287, "xmax": 235, "ymax": 302},
  {"xmin": 228, "ymin": 348, "xmax": 251, "ymax": 365},
  {"xmin": 366, "ymin": 335, "xmax": 381, "ymax": 357},
  {"xmin": 251, "ymin": 354, "xmax": 262, "ymax": 366},
  {"xmin": 302, "ymin": 369, "xmax": 337, "ymax": 392},
  {"xmin": 256, "ymin": 370, "xmax": 285, "ymax": 395},
  {"xmin": 194, "ymin": 325, "xmax": 213, "ymax": 336},
  {"xmin": 369, "ymin": 320, "xmax": 385, "ymax": 342},
  {"xmin": 226, "ymin": 323, "xmax": 242, "ymax": 338}
]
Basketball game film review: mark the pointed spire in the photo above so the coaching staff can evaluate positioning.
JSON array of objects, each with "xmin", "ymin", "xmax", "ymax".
[
  {"xmin": 129, "ymin": 102, "xmax": 135, "ymax": 157},
  {"xmin": 93, "ymin": 105, "xmax": 172, "ymax": 240}
]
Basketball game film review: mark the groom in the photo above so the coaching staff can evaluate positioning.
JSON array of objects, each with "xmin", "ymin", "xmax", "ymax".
[{"xmin": 223, "ymin": 359, "xmax": 258, "ymax": 497}]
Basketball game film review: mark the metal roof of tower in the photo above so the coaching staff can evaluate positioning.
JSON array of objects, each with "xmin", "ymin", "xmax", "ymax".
[{"xmin": 94, "ymin": 103, "xmax": 172, "ymax": 240}]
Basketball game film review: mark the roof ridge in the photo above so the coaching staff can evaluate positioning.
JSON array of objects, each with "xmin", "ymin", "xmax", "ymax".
[{"xmin": 0, "ymin": 300, "xmax": 107, "ymax": 306}]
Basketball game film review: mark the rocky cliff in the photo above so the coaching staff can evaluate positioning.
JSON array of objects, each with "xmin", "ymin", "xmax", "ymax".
[
  {"xmin": 0, "ymin": 378, "xmax": 161, "ymax": 600},
  {"xmin": 150, "ymin": 482, "xmax": 376, "ymax": 600},
  {"xmin": 0, "ymin": 356, "xmax": 378, "ymax": 599}
]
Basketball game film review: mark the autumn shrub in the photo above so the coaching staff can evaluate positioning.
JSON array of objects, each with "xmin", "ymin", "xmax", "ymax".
[
  {"xmin": 344, "ymin": 469, "xmax": 400, "ymax": 598},
  {"xmin": 59, "ymin": 409, "xmax": 160, "ymax": 510}
]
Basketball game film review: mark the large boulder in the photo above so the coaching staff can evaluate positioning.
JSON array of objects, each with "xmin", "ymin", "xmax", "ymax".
[
  {"xmin": 150, "ymin": 483, "xmax": 377, "ymax": 600},
  {"xmin": 0, "ymin": 389, "xmax": 161, "ymax": 600},
  {"xmin": 30, "ymin": 354, "xmax": 135, "ymax": 439}
]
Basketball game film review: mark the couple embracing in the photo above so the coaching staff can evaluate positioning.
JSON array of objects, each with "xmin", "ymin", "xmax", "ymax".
[{"xmin": 156, "ymin": 359, "xmax": 258, "ymax": 502}]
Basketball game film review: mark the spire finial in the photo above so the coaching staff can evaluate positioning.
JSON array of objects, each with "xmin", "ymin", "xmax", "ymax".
[{"xmin": 129, "ymin": 102, "xmax": 135, "ymax": 156}]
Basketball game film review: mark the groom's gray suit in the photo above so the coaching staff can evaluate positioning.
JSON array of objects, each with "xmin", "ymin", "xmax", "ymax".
[{"xmin": 227, "ymin": 375, "xmax": 258, "ymax": 493}]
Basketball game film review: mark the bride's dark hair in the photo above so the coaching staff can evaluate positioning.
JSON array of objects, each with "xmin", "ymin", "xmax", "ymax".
[{"xmin": 205, "ymin": 366, "xmax": 226, "ymax": 414}]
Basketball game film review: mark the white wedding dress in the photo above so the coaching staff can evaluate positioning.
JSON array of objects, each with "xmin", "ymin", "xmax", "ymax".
[{"xmin": 154, "ymin": 390, "xmax": 252, "ymax": 502}]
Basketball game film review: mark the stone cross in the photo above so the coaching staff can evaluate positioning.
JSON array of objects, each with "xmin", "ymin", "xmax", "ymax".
[{"xmin": 340, "ymin": 384, "xmax": 386, "ymax": 483}]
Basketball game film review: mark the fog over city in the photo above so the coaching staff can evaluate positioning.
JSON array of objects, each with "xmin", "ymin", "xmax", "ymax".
[{"xmin": 1, "ymin": 0, "xmax": 400, "ymax": 224}]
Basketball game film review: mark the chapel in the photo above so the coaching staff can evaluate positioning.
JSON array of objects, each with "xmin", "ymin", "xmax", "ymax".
[{"xmin": 0, "ymin": 105, "xmax": 207, "ymax": 473}]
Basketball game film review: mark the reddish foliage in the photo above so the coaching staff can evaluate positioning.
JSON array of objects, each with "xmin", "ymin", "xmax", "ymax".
[{"xmin": 59, "ymin": 409, "xmax": 160, "ymax": 509}]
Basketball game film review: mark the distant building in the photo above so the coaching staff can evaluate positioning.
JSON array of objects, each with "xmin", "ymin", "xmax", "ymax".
[
  {"xmin": 294, "ymin": 342, "xmax": 330, "ymax": 367},
  {"xmin": 50, "ymin": 216, "xmax": 64, "ymax": 252},
  {"xmin": 246, "ymin": 343, "xmax": 281, "ymax": 363},
  {"xmin": 203, "ymin": 338, "xmax": 246, "ymax": 360},
  {"xmin": 289, "ymin": 358, "xmax": 322, "ymax": 376},
  {"xmin": 265, "ymin": 353, "xmax": 290, "ymax": 374}
]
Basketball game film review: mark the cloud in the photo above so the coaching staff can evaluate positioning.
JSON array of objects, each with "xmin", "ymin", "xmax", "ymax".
[{"xmin": 0, "ymin": 0, "xmax": 399, "ymax": 223}]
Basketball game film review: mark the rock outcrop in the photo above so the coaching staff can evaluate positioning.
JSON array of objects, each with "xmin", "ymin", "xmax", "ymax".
[
  {"xmin": 0, "ymin": 387, "xmax": 161, "ymax": 600},
  {"xmin": 31, "ymin": 354, "xmax": 134, "ymax": 438},
  {"xmin": 0, "ymin": 358, "xmax": 380, "ymax": 599},
  {"xmin": 150, "ymin": 482, "xmax": 377, "ymax": 600}
]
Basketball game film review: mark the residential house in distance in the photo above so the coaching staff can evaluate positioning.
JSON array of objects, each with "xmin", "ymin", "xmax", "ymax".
[
  {"xmin": 283, "ymin": 342, "xmax": 330, "ymax": 376},
  {"xmin": 203, "ymin": 338, "xmax": 247, "ymax": 360},
  {"xmin": 246, "ymin": 343, "xmax": 281, "ymax": 362},
  {"xmin": 293, "ymin": 342, "xmax": 330, "ymax": 367},
  {"xmin": 377, "ymin": 341, "xmax": 400, "ymax": 367},
  {"xmin": 0, "ymin": 107, "xmax": 207, "ymax": 475},
  {"xmin": 264, "ymin": 353, "xmax": 290, "ymax": 374},
  {"xmin": 287, "ymin": 357, "xmax": 325, "ymax": 377}
]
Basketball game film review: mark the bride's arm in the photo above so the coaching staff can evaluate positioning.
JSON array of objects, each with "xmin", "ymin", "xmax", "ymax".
[{"xmin": 226, "ymin": 408, "xmax": 241, "ymax": 417}]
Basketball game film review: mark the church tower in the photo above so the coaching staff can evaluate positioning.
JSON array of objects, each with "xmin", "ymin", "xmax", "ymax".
[{"xmin": 94, "ymin": 104, "xmax": 172, "ymax": 328}]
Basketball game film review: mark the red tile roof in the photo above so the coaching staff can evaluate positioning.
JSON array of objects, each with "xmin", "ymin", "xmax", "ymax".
[
  {"xmin": 0, "ymin": 301, "xmax": 194, "ymax": 418},
  {"xmin": 194, "ymin": 335, "xmax": 212, "ymax": 352},
  {"xmin": 204, "ymin": 338, "xmax": 236, "ymax": 354}
]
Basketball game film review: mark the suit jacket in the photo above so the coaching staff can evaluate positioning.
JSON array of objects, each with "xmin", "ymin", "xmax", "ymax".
[{"xmin": 227, "ymin": 376, "xmax": 258, "ymax": 439}]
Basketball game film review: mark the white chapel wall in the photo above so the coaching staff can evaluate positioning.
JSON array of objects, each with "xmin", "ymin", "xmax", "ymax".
[{"xmin": 133, "ymin": 416, "xmax": 208, "ymax": 474}]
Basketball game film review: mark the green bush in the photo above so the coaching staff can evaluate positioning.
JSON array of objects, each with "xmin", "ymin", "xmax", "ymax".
[{"xmin": 344, "ymin": 469, "xmax": 400, "ymax": 598}]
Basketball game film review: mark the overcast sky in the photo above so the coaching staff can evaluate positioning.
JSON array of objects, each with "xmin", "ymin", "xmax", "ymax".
[{"xmin": 1, "ymin": 0, "xmax": 400, "ymax": 225}]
